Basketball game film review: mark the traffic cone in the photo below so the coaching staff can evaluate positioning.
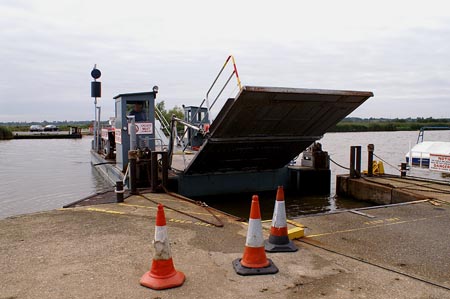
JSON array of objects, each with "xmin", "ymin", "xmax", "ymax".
[
  {"xmin": 232, "ymin": 195, "xmax": 279, "ymax": 275},
  {"xmin": 140, "ymin": 204, "xmax": 185, "ymax": 290},
  {"xmin": 265, "ymin": 186, "xmax": 298, "ymax": 252}
]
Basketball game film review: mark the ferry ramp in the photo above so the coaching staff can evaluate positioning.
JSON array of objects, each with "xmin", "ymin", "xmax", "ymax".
[{"xmin": 184, "ymin": 86, "xmax": 373, "ymax": 174}]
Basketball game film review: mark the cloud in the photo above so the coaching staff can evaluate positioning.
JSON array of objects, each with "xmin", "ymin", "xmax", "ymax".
[{"xmin": 1, "ymin": 1, "xmax": 450, "ymax": 121}]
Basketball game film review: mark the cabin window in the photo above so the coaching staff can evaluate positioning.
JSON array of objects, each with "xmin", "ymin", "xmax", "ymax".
[{"xmin": 127, "ymin": 102, "xmax": 149, "ymax": 122}]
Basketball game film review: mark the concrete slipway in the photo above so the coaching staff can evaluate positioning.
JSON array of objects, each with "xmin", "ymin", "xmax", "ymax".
[{"xmin": 1, "ymin": 192, "xmax": 449, "ymax": 299}]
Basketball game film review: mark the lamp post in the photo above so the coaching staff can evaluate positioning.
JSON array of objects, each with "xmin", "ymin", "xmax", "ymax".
[{"xmin": 91, "ymin": 65, "xmax": 101, "ymax": 152}]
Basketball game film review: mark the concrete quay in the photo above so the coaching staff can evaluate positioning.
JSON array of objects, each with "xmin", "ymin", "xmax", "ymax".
[
  {"xmin": 1, "ymin": 192, "xmax": 449, "ymax": 299},
  {"xmin": 337, "ymin": 174, "xmax": 450, "ymax": 205}
]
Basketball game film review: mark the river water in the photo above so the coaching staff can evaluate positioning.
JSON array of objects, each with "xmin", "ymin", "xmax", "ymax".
[{"xmin": 1, "ymin": 130, "xmax": 449, "ymax": 219}]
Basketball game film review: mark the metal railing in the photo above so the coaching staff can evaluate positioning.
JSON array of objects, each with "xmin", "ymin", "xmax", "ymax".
[
  {"xmin": 155, "ymin": 105, "xmax": 171, "ymax": 137},
  {"xmin": 167, "ymin": 55, "xmax": 243, "ymax": 170},
  {"xmin": 205, "ymin": 55, "xmax": 242, "ymax": 120},
  {"xmin": 189, "ymin": 55, "xmax": 242, "ymax": 130},
  {"xmin": 416, "ymin": 126, "xmax": 450, "ymax": 143}
]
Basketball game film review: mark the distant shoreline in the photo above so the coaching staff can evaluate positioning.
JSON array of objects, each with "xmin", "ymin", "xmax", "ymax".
[
  {"xmin": 329, "ymin": 118, "xmax": 450, "ymax": 132},
  {"xmin": 1, "ymin": 118, "xmax": 450, "ymax": 136}
]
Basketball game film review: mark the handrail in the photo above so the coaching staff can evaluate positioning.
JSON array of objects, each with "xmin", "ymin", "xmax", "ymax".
[
  {"xmin": 168, "ymin": 55, "xmax": 243, "ymax": 167},
  {"xmin": 154, "ymin": 105, "xmax": 171, "ymax": 137},
  {"xmin": 185, "ymin": 55, "xmax": 242, "ymax": 131},
  {"xmin": 417, "ymin": 126, "xmax": 450, "ymax": 143},
  {"xmin": 204, "ymin": 55, "xmax": 242, "ymax": 121}
]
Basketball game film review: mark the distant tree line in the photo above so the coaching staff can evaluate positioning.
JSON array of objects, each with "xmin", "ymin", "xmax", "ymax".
[
  {"xmin": 0, "ymin": 121, "xmax": 106, "ymax": 132},
  {"xmin": 329, "ymin": 117, "xmax": 450, "ymax": 132},
  {"xmin": 2, "ymin": 115, "xmax": 450, "ymax": 134}
]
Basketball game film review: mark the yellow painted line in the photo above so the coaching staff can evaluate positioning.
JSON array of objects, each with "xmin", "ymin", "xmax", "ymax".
[
  {"xmin": 119, "ymin": 203, "xmax": 216, "ymax": 217},
  {"xmin": 119, "ymin": 203, "xmax": 157, "ymax": 210},
  {"xmin": 168, "ymin": 218, "xmax": 213, "ymax": 227},
  {"xmin": 86, "ymin": 208, "xmax": 125, "ymax": 215},
  {"xmin": 137, "ymin": 195, "xmax": 181, "ymax": 203},
  {"xmin": 307, "ymin": 215, "xmax": 447, "ymax": 238},
  {"xmin": 364, "ymin": 217, "xmax": 400, "ymax": 225}
]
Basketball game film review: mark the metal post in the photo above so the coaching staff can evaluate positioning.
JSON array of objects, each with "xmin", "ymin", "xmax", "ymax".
[
  {"xmin": 96, "ymin": 106, "xmax": 101, "ymax": 152},
  {"xmin": 350, "ymin": 146, "xmax": 362, "ymax": 178},
  {"xmin": 90, "ymin": 65, "xmax": 102, "ymax": 152},
  {"xmin": 367, "ymin": 144, "xmax": 374, "ymax": 177},
  {"xmin": 93, "ymin": 98, "xmax": 97, "ymax": 151},
  {"xmin": 356, "ymin": 146, "xmax": 361, "ymax": 177},
  {"xmin": 167, "ymin": 116, "xmax": 176, "ymax": 167},
  {"xmin": 151, "ymin": 151, "xmax": 159, "ymax": 192},
  {"xmin": 115, "ymin": 181, "xmax": 124, "ymax": 203},
  {"xmin": 401, "ymin": 163, "xmax": 407, "ymax": 178},
  {"xmin": 128, "ymin": 116, "xmax": 137, "ymax": 151},
  {"xmin": 128, "ymin": 150, "xmax": 138, "ymax": 195},
  {"xmin": 408, "ymin": 141, "xmax": 412, "ymax": 167},
  {"xmin": 350, "ymin": 146, "xmax": 355, "ymax": 178},
  {"xmin": 161, "ymin": 152, "xmax": 168, "ymax": 188}
]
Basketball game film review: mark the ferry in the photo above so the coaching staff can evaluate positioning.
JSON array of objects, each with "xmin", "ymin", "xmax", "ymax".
[{"xmin": 89, "ymin": 56, "xmax": 373, "ymax": 197}]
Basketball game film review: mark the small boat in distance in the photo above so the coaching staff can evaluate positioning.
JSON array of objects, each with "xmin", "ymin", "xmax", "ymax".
[{"xmin": 406, "ymin": 126, "xmax": 450, "ymax": 167}]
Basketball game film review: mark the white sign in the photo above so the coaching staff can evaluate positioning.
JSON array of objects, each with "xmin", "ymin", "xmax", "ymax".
[
  {"xmin": 128, "ymin": 122, "xmax": 153, "ymax": 135},
  {"xmin": 101, "ymin": 129, "xmax": 109, "ymax": 140},
  {"xmin": 115, "ymin": 128, "xmax": 122, "ymax": 144},
  {"xmin": 429, "ymin": 154, "xmax": 450, "ymax": 173}
]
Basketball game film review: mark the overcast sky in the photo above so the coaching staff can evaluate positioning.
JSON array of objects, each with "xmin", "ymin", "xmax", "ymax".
[{"xmin": 1, "ymin": 0, "xmax": 450, "ymax": 122}]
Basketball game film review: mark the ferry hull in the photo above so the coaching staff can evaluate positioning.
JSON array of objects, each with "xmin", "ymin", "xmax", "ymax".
[{"xmin": 90, "ymin": 150, "xmax": 124, "ymax": 186}]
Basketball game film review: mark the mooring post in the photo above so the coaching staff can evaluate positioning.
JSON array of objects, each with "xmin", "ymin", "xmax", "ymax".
[
  {"xmin": 115, "ymin": 181, "xmax": 124, "ymax": 203},
  {"xmin": 128, "ymin": 150, "xmax": 138, "ymax": 195},
  {"xmin": 350, "ymin": 146, "xmax": 362, "ymax": 178},
  {"xmin": 367, "ymin": 144, "xmax": 374, "ymax": 177},
  {"xmin": 400, "ymin": 163, "xmax": 407, "ymax": 178}
]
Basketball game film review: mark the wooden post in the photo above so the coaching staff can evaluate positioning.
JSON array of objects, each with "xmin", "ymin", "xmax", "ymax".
[
  {"xmin": 367, "ymin": 144, "xmax": 374, "ymax": 177},
  {"xmin": 401, "ymin": 163, "xmax": 407, "ymax": 178}
]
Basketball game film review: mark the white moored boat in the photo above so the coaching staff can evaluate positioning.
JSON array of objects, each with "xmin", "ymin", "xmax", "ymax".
[{"xmin": 406, "ymin": 127, "xmax": 450, "ymax": 167}]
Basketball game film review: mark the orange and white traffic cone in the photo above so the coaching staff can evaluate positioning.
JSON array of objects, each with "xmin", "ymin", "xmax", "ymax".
[
  {"xmin": 232, "ymin": 195, "xmax": 278, "ymax": 275},
  {"xmin": 140, "ymin": 204, "xmax": 185, "ymax": 290},
  {"xmin": 265, "ymin": 186, "xmax": 298, "ymax": 252}
]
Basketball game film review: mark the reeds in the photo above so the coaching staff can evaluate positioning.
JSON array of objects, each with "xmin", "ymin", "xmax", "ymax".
[{"xmin": 0, "ymin": 126, "xmax": 13, "ymax": 140}]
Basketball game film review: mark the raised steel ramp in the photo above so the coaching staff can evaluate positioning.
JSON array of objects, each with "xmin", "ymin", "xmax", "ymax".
[{"xmin": 184, "ymin": 86, "xmax": 373, "ymax": 174}]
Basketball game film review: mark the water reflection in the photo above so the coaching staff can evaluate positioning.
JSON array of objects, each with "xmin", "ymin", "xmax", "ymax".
[
  {"xmin": 0, "ymin": 137, "xmax": 113, "ymax": 219},
  {"xmin": 2, "ymin": 130, "xmax": 448, "ymax": 219},
  {"xmin": 199, "ymin": 191, "xmax": 373, "ymax": 220}
]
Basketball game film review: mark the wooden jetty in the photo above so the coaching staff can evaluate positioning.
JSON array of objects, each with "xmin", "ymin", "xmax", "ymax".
[{"xmin": 13, "ymin": 127, "xmax": 82, "ymax": 139}]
